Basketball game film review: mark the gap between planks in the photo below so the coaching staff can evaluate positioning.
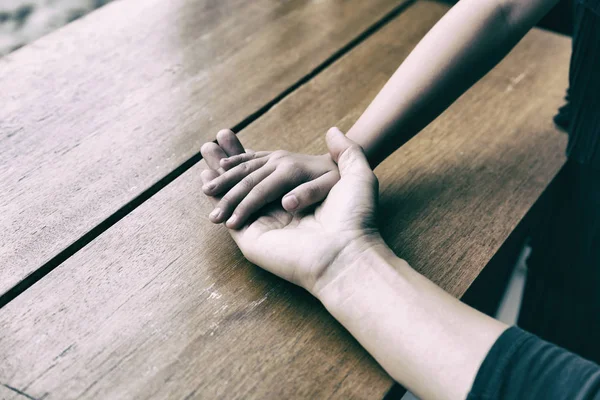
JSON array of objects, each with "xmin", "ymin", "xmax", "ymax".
[{"xmin": 0, "ymin": 0, "xmax": 417, "ymax": 309}]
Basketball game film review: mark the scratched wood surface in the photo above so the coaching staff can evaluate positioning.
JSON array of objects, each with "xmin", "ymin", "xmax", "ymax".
[
  {"xmin": 0, "ymin": 0, "xmax": 411, "ymax": 298},
  {"xmin": 0, "ymin": 1, "xmax": 570, "ymax": 399}
]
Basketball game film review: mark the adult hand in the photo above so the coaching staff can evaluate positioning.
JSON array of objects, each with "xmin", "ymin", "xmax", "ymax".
[{"xmin": 201, "ymin": 128, "xmax": 386, "ymax": 295}]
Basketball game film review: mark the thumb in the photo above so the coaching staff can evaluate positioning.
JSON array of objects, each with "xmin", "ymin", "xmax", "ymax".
[{"xmin": 326, "ymin": 127, "xmax": 371, "ymax": 177}]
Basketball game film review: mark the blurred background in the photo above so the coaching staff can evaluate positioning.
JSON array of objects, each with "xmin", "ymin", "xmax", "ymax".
[
  {"xmin": 0, "ymin": 0, "xmax": 112, "ymax": 56},
  {"xmin": 0, "ymin": 0, "xmax": 575, "ymax": 58}
]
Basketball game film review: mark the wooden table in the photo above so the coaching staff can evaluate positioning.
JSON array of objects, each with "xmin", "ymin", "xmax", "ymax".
[{"xmin": 0, "ymin": 0, "xmax": 570, "ymax": 398}]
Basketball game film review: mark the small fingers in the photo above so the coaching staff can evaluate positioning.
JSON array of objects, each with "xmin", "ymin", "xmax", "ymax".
[
  {"xmin": 209, "ymin": 166, "xmax": 274, "ymax": 224},
  {"xmin": 200, "ymin": 142, "xmax": 228, "ymax": 172},
  {"xmin": 220, "ymin": 151, "xmax": 271, "ymax": 171},
  {"xmin": 202, "ymin": 157, "xmax": 270, "ymax": 195},
  {"xmin": 226, "ymin": 168, "xmax": 302, "ymax": 229},
  {"xmin": 200, "ymin": 169, "xmax": 221, "ymax": 207},
  {"xmin": 216, "ymin": 129, "xmax": 245, "ymax": 156},
  {"xmin": 282, "ymin": 170, "xmax": 340, "ymax": 212},
  {"xmin": 201, "ymin": 168, "xmax": 220, "ymax": 184}
]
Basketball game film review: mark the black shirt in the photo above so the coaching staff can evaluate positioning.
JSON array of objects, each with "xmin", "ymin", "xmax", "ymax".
[
  {"xmin": 468, "ymin": 1, "xmax": 600, "ymax": 398},
  {"xmin": 565, "ymin": 0, "xmax": 600, "ymax": 166},
  {"xmin": 469, "ymin": 327, "xmax": 600, "ymax": 399}
]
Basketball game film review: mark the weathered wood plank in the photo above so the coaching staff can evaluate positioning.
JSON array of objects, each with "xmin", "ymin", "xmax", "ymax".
[
  {"xmin": 0, "ymin": 1, "xmax": 569, "ymax": 399},
  {"xmin": 0, "ymin": 0, "xmax": 411, "ymax": 297}
]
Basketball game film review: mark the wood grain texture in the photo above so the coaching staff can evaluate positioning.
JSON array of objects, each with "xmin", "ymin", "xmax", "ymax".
[
  {"xmin": 0, "ymin": 0, "xmax": 410, "ymax": 297},
  {"xmin": 0, "ymin": 1, "xmax": 570, "ymax": 399}
]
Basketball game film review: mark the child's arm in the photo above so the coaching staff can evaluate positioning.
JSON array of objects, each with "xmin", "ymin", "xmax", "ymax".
[
  {"xmin": 347, "ymin": 0, "xmax": 558, "ymax": 167},
  {"xmin": 203, "ymin": 0, "xmax": 559, "ymax": 229}
]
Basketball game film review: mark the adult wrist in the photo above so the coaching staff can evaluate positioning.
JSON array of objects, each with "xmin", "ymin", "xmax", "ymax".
[{"xmin": 312, "ymin": 236, "xmax": 410, "ymax": 306}]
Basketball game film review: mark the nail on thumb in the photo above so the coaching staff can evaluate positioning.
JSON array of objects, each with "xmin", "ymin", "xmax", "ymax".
[{"xmin": 326, "ymin": 127, "xmax": 369, "ymax": 175}]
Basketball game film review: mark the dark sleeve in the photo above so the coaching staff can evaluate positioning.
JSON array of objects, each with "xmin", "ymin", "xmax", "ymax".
[{"xmin": 468, "ymin": 327, "xmax": 600, "ymax": 400}]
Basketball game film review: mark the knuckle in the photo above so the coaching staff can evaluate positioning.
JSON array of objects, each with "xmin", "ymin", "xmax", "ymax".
[
  {"xmin": 240, "ymin": 176, "xmax": 255, "ymax": 190},
  {"xmin": 271, "ymin": 150, "xmax": 289, "ymax": 160},
  {"xmin": 279, "ymin": 160, "xmax": 301, "ymax": 177},
  {"xmin": 238, "ymin": 162, "xmax": 251, "ymax": 173},
  {"xmin": 280, "ymin": 159, "xmax": 297, "ymax": 170}
]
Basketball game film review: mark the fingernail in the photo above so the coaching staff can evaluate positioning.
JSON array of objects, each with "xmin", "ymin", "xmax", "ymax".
[
  {"xmin": 203, "ymin": 182, "xmax": 215, "ymax": 192},
  {"xmin": 209, "ymin": 208, "xmax": 221, "ymax": 220},
  {"xmin": 283, "ymin": 195, "xmax": 299, "ymax": 210},
  {"xmin": 226, "ymin": 214, "xmax": 238, "ymax": 227}
]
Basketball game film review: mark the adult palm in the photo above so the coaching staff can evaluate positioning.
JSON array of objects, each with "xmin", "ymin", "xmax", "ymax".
[{"xmin": 201, "ymin": 128, "xmax": 382, "ymax": 294}]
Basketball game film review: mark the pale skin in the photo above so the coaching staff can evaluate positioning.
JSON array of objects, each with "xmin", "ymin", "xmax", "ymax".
[
  {"xmin": 202, "ymin": 128, "xmax": 507, "ymax": 400},
  {"xmin": 201, "ymin": 0, "xmax": 559, "ymax": 229},
  {"xmin": 201, "ymin": 0, "xmax": 560, "ymax": 397}
]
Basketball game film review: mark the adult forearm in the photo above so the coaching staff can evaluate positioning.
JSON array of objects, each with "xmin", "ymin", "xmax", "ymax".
[
  {"xmin": 347, "ymin": 0, "xmax": 558, "ymax": 167},
  {"xmin": 315, "ymin": 244, "xmax": 507, "ymax": 400}
]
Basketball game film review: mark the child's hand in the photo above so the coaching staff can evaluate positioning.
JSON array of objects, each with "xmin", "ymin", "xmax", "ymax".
[{"xmin": 201, "ymin": 132, "xmax": 340, "ymax": 229}]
